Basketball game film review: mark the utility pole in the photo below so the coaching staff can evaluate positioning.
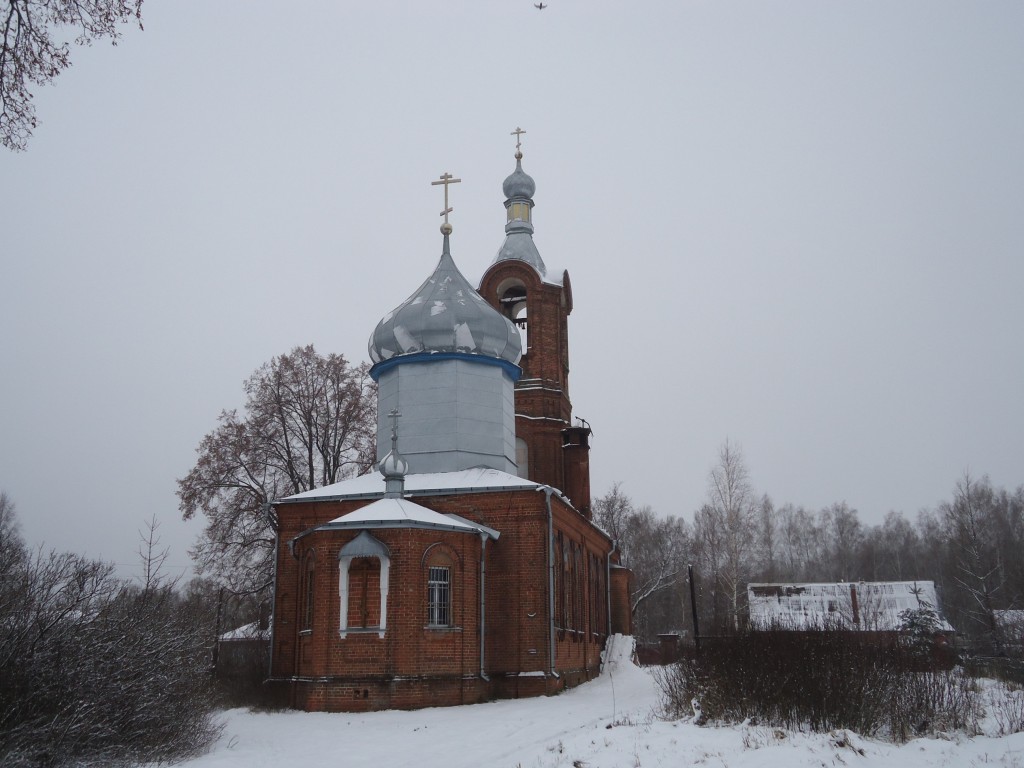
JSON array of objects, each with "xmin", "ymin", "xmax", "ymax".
[{"xmin": 688, "ymin": 564, "xmax": 701, "ymax": 652}]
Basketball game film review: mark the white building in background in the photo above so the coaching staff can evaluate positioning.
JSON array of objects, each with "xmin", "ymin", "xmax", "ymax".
[
  {"xmin": 995, "ymin": 610, "xmax": 1024, "ymax": 647},
  {"xmin": 748, "ymin": 581, "xmax": 954, "ymax": 632}
]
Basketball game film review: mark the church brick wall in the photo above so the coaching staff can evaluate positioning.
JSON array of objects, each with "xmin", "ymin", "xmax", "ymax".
[
  {"xmin": 479, "ymin": 261, "xmax": 576, "ymax": 496},
  {"xmin": 479, "ymin": 261, "xmax": 571, "ymax": 390},
  {"xmin": 265, "ymin": 152, "xmax": 641, "ymax": 714},
  {"xmin": 271, "ymin": 487, "xmax": 616, "ymax": 711}
]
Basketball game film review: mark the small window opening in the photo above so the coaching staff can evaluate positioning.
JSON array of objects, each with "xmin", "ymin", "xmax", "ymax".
[
  {"xmin": 427, "ymin": 566, "xmax": 451, "ymax": 626},
  {"xmin": 515, "ymin": 437, "xmax": 529, "ymax": 479},
  {"xmin": 507, "ymin": 201, "xmax": 531, "ymax": 224},
  {"xmin": 500, "ymin": 286, "xmax": 527, "ymax": 349}
]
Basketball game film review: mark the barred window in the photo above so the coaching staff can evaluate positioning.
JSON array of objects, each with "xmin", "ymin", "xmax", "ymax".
[{"xmin": 427, "ymin": 566, "xmax": 451, "ymax": 627}]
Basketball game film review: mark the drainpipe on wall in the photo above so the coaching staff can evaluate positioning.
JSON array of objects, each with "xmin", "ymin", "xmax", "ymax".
[
  {"xmin": 264, "ymin": 503, "xmax": 278, "ymax": 682},
  {"xmin": 479, "ymin": 532, "xmax": 489, "ymax": 681},
  {"xmin": 542, "ymin": 486, "xmax": 557, "ymax": 679}
]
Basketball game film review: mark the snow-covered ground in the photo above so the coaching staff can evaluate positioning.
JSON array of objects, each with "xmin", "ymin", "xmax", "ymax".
[{"xmin": 179, "ymin": 636, "xmax": 1024, "ymax": 768}]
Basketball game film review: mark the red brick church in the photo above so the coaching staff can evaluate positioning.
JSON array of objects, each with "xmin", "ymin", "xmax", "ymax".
[{"xmin": 268, "ymin": 137, "xmax": 631, "ymax": 712}]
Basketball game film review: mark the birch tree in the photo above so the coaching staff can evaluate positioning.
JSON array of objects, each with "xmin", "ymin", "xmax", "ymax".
[{"xmin": 704, "ymin": 439, "xmax": 758, "ymax": 630}]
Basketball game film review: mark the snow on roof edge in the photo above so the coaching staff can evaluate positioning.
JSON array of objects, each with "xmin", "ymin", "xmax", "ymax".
[{"xmin": 277, "ymin": 467, "xmax": 541, "ymax": 504}]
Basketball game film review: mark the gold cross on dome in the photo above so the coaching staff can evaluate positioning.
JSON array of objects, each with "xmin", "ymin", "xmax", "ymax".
[
  {"xmin": 511, "ymin": 126, "xmax": 526, "ymax": 151},
  {"xmin": 431, "ymin": 172, "xmax": 461, "ymax": 227}
]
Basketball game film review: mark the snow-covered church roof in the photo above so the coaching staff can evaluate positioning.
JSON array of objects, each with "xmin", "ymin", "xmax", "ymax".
[
  {"xmin": 278, "ymin": 467, "xmax": 542, "ymax": 503},
  {"xmin": 321, "ymin": 496, "xmax": 499, "ymax": 539}
]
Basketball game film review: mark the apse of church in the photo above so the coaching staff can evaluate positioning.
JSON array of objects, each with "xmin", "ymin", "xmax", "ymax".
[{"xmin": 268, "ymin": 132, "xmax": 630, "ymax": 713}]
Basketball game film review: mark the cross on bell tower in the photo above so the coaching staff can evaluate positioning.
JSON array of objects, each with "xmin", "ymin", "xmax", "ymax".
[{"xmin": 511, "ymin": 126, "xmax": 526, "ymax": 158}]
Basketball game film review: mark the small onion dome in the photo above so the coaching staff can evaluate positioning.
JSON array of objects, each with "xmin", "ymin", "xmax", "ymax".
[
  {"xmin": 494, "ymin": 151, "xmax": 546, "ymax": 277},
  {"xmin": 503, "ymin": 155, "xmax": 536, "ymax": 200},
  {"xmin": 378, "ymin": 444, "xmax": 409, "ymax": 498},
  {"xmin": 378, "ymin": 448, "xmax": 409, "ymax": 480},
  {"xmin": 368, "ymin": 235, "xmax": 523, "ymax": 365}
]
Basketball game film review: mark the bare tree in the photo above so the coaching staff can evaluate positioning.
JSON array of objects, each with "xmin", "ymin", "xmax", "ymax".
[
  {"xmin": 136, "ymin": 514, "xmax": 168, "ymax": 593},
  {"xmin": 692, "ymin": 503, "xmax": 725, "ymax": 631},
  {"xmin": 0, "ymin": 491, "xmax": 23, "ymax": 576},
  {"xmin": 776, "ymin": 503, "xmax": 816, "ymax": 581},
  {"xmin": 704, "ymin": 439, "xmax": 758, "ymax": 630},
  {"xmin": 754, "ymin": 494, "xmax": 778, "ymax": 580},
  {"xmin": 823, "ymin": 502, "xmax": 863, "ymax": 582},
  {"xmin": 178, "ymin": 345, "xmax": 376, "ymax": 597},
  {"xmin": 593, "ymin": 484, "xmax": 690, "ymax": 643},
  {"xmin": 940, "ymin": 473, "xmax": 1009, "ymax": 653},
  {"xmin": 593, "ymin": 481, "xmax": 633, "ymax": 545},
  {"xmin": 859, "ymin": 511, "xmax": 922, "ymax": 581},
  {"xmin": 627, "ymin": 507, "xmax": 687, "ymax": 614},
  {"xmin": 1, "ymin": 0, "xmax": 143, "ymax": 151}
]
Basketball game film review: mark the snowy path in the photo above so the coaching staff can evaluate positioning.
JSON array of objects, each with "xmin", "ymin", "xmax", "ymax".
[
  {"xmin": 178, "ymin": 637, "xmax": 1024, "ymax": 768},
  {"xmin": 189, "ymin": 637, "xmax": 653, "ymax": 768}
]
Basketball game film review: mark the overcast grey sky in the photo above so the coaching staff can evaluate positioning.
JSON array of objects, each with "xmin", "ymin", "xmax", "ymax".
[{"xmin": 2, "ymin": 1, "xmax": 1022, "ymax": 580}]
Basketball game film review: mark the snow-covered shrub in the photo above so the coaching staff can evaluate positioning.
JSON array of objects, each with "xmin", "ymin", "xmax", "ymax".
[
  {"xmin": 886, "ymin": 667, "xmax": 980, "ymax": 740},
  {"xmin": 0, "ymin": 542, "xmax": 220, "ymax": 766},
  {"xmin": 985, "ymin": 679, "xmax": 1024, "ymax": 736},
  {"xmin": 655, "ymin": 627, "xmax": 981, "ymax": 742}
]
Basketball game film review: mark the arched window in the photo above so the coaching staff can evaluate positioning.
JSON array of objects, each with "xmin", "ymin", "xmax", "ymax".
[
  {"xmin": 575, "ymin": 544, "xmax": 583, "ymax": 634},
  {"xmin": 560, "ymin": 534, "xmax": 570, "ymax": 631},
  {"xmin": 567, "ymin": 541, "xmax": 580, "ymax": 635},
  {"xmin": 348, "ymin": 559, "xmax": 382, "ymax": 628},
  {"xmin": 338, "ymin": 531, "xmax": 391, "ymax": 639},
  {"xmin": 427, "ymin": 566, "xmax": 451, "ymax": 626},
  {"xmin": 590, "ymin": 552, "xmax": 602, "ymax": 636},
  {"xmin": 498, "ymin": 282, "xmax": 528, "ymax": 350},
  {"xmin": 422, "ymin": 543, "xmax": 459, "ymax": 628},
  {"xmin": 300, "ymin": 550, "xmax": 315, "ymax": 632}
]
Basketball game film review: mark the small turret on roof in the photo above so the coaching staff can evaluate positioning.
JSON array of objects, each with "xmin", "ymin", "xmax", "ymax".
[{"xmin": 378, "ymin": 408, "xmax": 409, "ymax": 498}]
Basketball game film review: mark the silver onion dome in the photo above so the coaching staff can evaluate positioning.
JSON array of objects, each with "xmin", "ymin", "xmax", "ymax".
[
  {"xmin": 502, "ymin": 154, "xmax": 536, "ymax": 200},
  {"xmin": 369, "ymin": 235, "xmax": 523, "ymax": 366},
  {"xmin": 494, "ymin": 150, "xmax": 546, "ymax": 277}
]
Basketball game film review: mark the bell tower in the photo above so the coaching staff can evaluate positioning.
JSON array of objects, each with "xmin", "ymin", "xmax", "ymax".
[{"xmin": 478, "ymin": 129, "xmax": 592, "ymax": 517}]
